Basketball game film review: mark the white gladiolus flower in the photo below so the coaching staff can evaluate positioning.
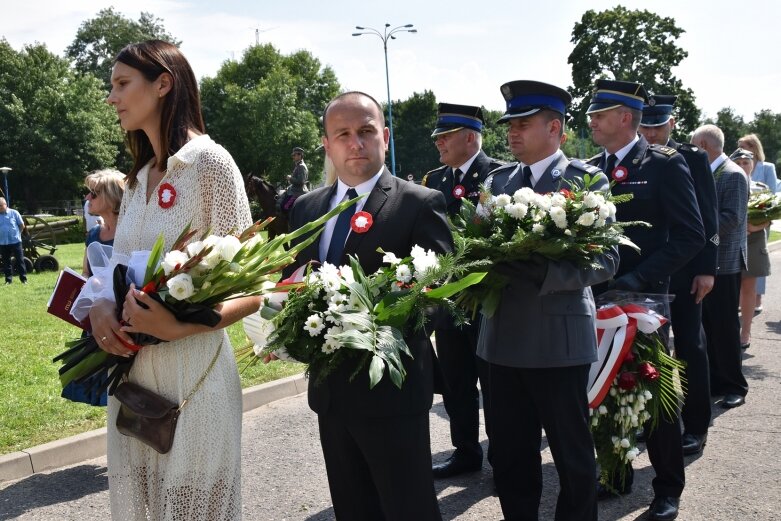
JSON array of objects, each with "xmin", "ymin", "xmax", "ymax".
[
  {"xmin": 592, "ymin": 416, "xmax": 599, "ymax": 426},
  {"xmin": 626, "ymin": 448, "xmax": 640, "ymax": 461},
  {"xmin": 576, "ymin": 212, "xmax": 596, "ymax": 227},
  {"xmin": 186, "ymin": 240, "xmax": 204, "ymax": 257},
  {"xmin": 550, "ymin": 193, "xmax": 567, "ymax": 207},
  {"xmin": 564, "ymin": 229, "xmax": 573, "ymax": 236},
  {"xmin": 495, "ymin": 194, "xmax": 512, "ymax": 207},
  {"xmin": 382, "ymin": 252, "xmax": 402, "ymax": 266},
  {"xmin": 598, "ymin": 405, "xmax": 608, "ymax": 415},
  {"xmin": 620, "ymin": 438, "xmax": 631, "ymax": 448},
  {"xmin": 505, "ymin": 203, "xmax": 528, "ymax": 220},
  {"xmin": 644, "ymin": 390, "xmax": 653, "ymax": 400},
  {"xmin": 610, "ymin": 388, "xmax": 618, "ymax": 397},
  {"xmin": 513, "ymin": 187, "xmax": 536, "ymax": 205},
  {"xmin": 339, "ymin": 266, "xmax": 355, "ymax": 284},
  {"xmin": 200, "ymin": 235, "xmax": 223, "ymax": 269},
  {"xmin": 303, "ymin": 314, "xmax": 326, "ymax": 337},
  {"xmin": 395, "ymin": 264, "xmax": 412, "ymax": 283},
  {"xmin": 219, "ymin": 235, "xmax": 242, "ymax": 262},
  {"xmin": 532, "ymin": 223, "xmax": 545, "ymax": 234},
  {"xmin": 161, "ymin": 250, "xmax": 189, "ymax": 275},
  {"xmin": 620, "ymin": 396, "xmax": 627, "ymax": 405},
  {"xmin": 166, "ymin": 273, "xmax": 195, "ymax": 300}
]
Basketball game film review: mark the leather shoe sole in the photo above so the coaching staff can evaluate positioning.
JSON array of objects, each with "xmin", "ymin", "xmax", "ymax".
[
  {"xmin": 648, "ymin": 495, "xmax": 679, "ymax": 520},
  {"xmin": 722, "ymin": 394, "xmax": 745, "ymax": 408}
]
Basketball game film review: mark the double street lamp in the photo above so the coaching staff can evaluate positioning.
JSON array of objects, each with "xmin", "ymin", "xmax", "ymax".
[
  {"xmin": 0, "ymin": 167, "xmax": 11, "ymax": 205},
  {"xmin": 352, "ymin": 23, "xmax": 417, "ymax": 177}
]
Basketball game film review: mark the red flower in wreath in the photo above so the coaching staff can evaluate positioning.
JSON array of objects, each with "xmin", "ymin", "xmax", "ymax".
[
  {"xmin": 452, "ymin": 184, "xmax": 466, "ymax": 199},
  {"xmin": 350, "ymin": 211, "xmax": 373, "ymax": 233},
  {"xmin": 612, "ymin": 166, "xmax": 629, "ymax": 183},
  {"xmin": 158, "ymin": 183, "xmax": 177, "ymax": 209}
]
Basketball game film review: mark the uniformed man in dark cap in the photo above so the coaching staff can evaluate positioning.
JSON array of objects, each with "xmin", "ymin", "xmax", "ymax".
[
  {"xmin": 639, "ymin": 95, "xmax": 718, "ymax": 458},
  {"xmin": 587, "ymin": 79, "xmax": 705, "ymax": 521},
  {"xmin": 422, "ymin": 103, "xmax": 503, "ymax": 479},
  {"xmin": 479, "ymin": 80, "xmax": 618, "ymax": 521},
  {"xmin": 280, "ymin": 147, "xmax": 309, "ymax": 212}
]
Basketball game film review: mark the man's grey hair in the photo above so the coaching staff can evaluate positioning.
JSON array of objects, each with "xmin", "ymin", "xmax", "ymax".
[{"xmin": 692, "ymin": 124, "xmax": 725, "ymax": 152}]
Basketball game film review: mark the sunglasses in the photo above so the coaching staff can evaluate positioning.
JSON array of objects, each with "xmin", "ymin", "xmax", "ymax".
[{"xmin": 86, "ymin": 189, "xmax": 101, "ymax": 198}]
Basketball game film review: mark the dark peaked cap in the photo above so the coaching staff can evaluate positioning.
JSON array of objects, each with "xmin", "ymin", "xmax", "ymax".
[
  {"xmin": 431, "ymin": 103, "xmax": 485, "ymax": 137},
  {"xmin": 497, "ymin": 80, "xmax": 571, "ymax": 123},
  {"xmin": 729, "ymin": 148, "xmax": 754, "ymax": 161},
  {"xmin": 641, "ymin": 94, "xmax": 677, "ymax": 127},
  {"xmin": 587, "ymin": 79, "xmax": 649, "ymax": 114}
]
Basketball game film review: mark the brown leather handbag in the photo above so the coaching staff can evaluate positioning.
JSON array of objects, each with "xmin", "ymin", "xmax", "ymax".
[{"xmin": 115, "ymin": 343, "xmax": 222, "ymax": 454}]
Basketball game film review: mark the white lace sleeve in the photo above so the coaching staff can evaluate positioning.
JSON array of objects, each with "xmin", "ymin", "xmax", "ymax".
[{"xmin": 198, "ymin": 146, "xmax": 253, "ymax": 236}]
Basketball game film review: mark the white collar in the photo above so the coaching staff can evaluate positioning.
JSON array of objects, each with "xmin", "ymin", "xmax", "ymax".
[
  {"xmin": 605, "ymin": 134, "xmax": 640, "ymax": 165},
  {"xmin": 332, "ymin": 168, "xmax": 383, "ymax": 211},
  {"xmin": 454, "ymin": 150, "xmax": 481, "ymax": 178},
  {"xmin": 710, "ymin": 153, "xmax": 729, "ymax": 173},
  {"xmin": 522, "ymin": 149, "xmax": 563, "ymax": 185}
]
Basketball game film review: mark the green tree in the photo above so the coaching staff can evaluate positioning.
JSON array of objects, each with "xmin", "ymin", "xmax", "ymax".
[
  {"xmin": 200, "ymin": 44, "xmax": 340, "ymax": 186},
  {"xmin": 66, "ymin": 7, "xmax": 180, "ymax": 89},
  {"xmin": 567, "ymin": 6, "xmax": 700, "ymax": 140},
  {"xmin": 0, "ymin": 40, "xmax": 122, "ymax": 211},
  {"xmin": 748, "ymin": 110, "xmax": 781, "ymax": 165},
  {"xmin": 703, "ymin": 108, "xmax": 748, "ymax": 155},
  {"xmin": 481, "ymin": 109, "xmax": 513, "ymax": 163},
  {"xmin": 391, "ymin": 91, "xmax": 439, "ymax": 179}
]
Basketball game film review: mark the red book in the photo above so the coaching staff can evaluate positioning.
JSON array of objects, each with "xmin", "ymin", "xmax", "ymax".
[{"xmin": 47, "ymin": 267, "xmax": 91, "ymax": 331}]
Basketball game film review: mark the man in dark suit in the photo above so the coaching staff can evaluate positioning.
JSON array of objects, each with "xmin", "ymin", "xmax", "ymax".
[
  {"xmin": 691, "ymin": 124, "xmax": 750, "ymax": 410},
  {"xmin": 422, "ymin": 103, "xmax": 503, "ymax": 478},
  {"xmin": 587, "ymin": 80, "xmax": 705, "ymax": 521},
  {"xmin": 478, "ymin": 80, "xmax": 618, "ymax": 521},
  {"xmin": 639, "ymin": 95, "xmax": 718, "ymax": 456},
  {"xmin": 284, "ymin": 91, "xmax": 452, "ymax": 521}
]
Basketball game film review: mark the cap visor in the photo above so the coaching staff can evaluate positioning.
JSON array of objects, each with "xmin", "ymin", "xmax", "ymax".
[
  {"xmin": 497, "ymin": 107, "xmax": 542, "ymax": 124},
  {"xmin": 431, "ymin": 126, "xmax": 464, "ymax": 137},
  {"xmin": 640, "ymin": 115, "xmax": 672, "ymax": 127}
]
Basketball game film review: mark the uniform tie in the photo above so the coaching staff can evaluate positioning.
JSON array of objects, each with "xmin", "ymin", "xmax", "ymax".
[
  {"xmin": 325, "ymin": 188, "xmax": 358, "ymax": 265},
  {"xmin": 604, "ymin": 154, "xmax": 618, "ymax": 176},
  {"xmin": 521, "ymin": 166, "xmax": 534, "ymax": 188},
  {"xmin": 453, "ymin": 168, "xmax": 463, "ymax": 184}
]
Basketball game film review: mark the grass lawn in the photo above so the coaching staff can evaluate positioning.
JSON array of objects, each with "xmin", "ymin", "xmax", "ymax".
[
  {"xmin": 770, "ymin": 230, "xmax": 780, "ymax": 243},
  {"xmin": 0, "ymin": 243, "xmax": 302, "ymax": 455}
]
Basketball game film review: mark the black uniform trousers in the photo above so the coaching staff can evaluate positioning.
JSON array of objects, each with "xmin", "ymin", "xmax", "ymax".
[
  {"xmin": 318, "ymin": 412, "xmax": 442, "ymax": 521},
  {"xmin": 434, "ymin": 319, "xmax": 484, "ymax": 462},
  {"xmin": 669, "ymin": 271, "xmax": 712, "ymax": 435},
  {"xmin": 703, "ymin": 272, "xmax": 749, "ymax": 397},
  {"xmin": 486, "ymin": 362, "xmax": 596, "ymax": 521}
]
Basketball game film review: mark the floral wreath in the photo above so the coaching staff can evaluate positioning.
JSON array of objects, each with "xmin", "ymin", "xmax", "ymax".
[
  {"xmin": 612, "ymin": 166, "xmax": 629, "ymax": 183},
  {"xmin": 452, "ymin": 184, "xmax": 466, "ymax": 199},
  {"xmin": 350, "ymin": 211, "xmax": 373, "ymax": 233},
  {"xmin": 158, "ymin": 183, "xmax": 177, "ymax": 209}
]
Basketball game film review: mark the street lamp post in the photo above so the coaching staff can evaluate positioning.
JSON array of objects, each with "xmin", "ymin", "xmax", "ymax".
[
  {"xmin": 0, "ymin": 167, "xmax": 11, "ymax": 205},
  {"xmin": 352, "ymin": 23, "xmax": 417, "ymax": 177}
]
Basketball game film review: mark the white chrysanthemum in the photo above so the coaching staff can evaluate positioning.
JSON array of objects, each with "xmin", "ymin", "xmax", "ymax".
[
  {"xmin": 161, "ymin": 250, "xmax": 189, "ymax": 275},
  {"xmin": 382, "ymin": 252, "xmax": 402, "ymax": 266},
  {"xmin": 598, "ymin": 204, "xmax": 611, "ymax": 219},
  {"xmin": 583, "ymin": 192, "xmax": 604, "ymax": 209},
  {"xmin": 494, "ymin": 194, "xmax": 512, "ymax": 208},
  {"xmin": 512, "ymin": 187, "xmax": 536, "ymax": 205},
  {"xmin": 303, "ymin": 313, "xmax": 326, "ymax": 337},
  {"xmin": 166, "ymin": 273, "xmax": 195, "ymax": 300},
  {"xmin": 395, "ymin": 263, "xmax": 412, "ymax": 283},
  {"xmin": 532, "ymin": 223, "xmax": 545, "ymax": 234},
  {"xmin": 576, "ymin": 212, "xmax": 596, "ymax": 227},
  {"xmin": 550, "ymin": 193, "xmax": 567, "ymax": 207},
  {"xmin": 319, "ymin": 263, "xmax": 343, "ymax": 293},
  {"xmin": 219, "ymin": 235, "xmax": 242, "ymax": 262},
  {"xmin": 549, "ymin": 206, "xmax": 568, "ymax": 229},
  {"xmin": 533, "ymin": 194, "xmax": 552, "ymax": 210},
  {"xmin": 594, "ymin": 217, "xmax": 607, "ymax": 228},
  {"xmin": 607, "ymin": 202, "xmax": 617, "ymax": 219},
  {"xmin": 412, "ymin": 248, "xmax": 439, "ymax": 279},
  {"xmin": 321, "ymin": 325, "xmax": 344, "ymax": 353},
  {"xmin": 505, "ymin": 203, "xmax": 528, "ymax": 220}
]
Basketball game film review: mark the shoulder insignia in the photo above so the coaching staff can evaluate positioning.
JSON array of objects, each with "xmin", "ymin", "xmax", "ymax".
[
  {"xmin": 487, "ymin": 162, "xmax": 518, "ymax": 176},
  {"xmin": 650, "ymin": 144, "xmax": 677, "ymax": 156},
  {"xmin": 425, "ymin": 165, "xmax": 446, "ymax": 176},
  {"xmin": 421, "ymin": 174, "xmax": 429, "ymax": 187},
  {"xmin": 677, "ymin": 142, "xmax": 700, "ymax": 153},
  {"xmin": 568, "ymin": 159, "xmax": 602, "ymax": 174},
  {"xmin": 587, "ymin": 153, "xmax": 602, "ymax": 164}
]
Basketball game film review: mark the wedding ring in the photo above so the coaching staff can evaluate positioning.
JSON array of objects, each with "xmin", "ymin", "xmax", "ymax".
[{"xmin": 101, "ymin": 336, "xmax": 108, "ymax": 342}]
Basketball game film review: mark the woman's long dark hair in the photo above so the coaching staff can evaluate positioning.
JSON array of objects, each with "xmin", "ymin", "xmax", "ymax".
[{"xmin": 113, "ymin": 40, "xmax": 206, "ymax": 188}]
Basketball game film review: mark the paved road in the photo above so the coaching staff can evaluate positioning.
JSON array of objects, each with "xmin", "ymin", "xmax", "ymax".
[{"xmin": 3, "ymin": 250, "xmax": 781, "ymax": 520}]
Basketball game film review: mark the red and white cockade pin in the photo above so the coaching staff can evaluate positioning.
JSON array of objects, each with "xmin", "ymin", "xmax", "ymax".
[
  {"xmin": 612, "ymin": 166, "xmax": 629, "ymax": 183},
  {"xmin": 452, "ymin": 184, "xmax": 466, "ymax": 199},
  {"xmin": 158, "ymin": 183, "xmax": 177, "ymax": 209},
  {"xmin": 350, "ymin": 211, "xmax": 373, "ymax": 233}
]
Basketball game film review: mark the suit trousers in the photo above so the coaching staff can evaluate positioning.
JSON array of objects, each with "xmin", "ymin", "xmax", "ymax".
[
  {"xmin": 435, "ymin": 320, "xmax": 483, "ymax": 462},
  {"xmin": 703, "ymin": 272, "xmax": 748, "ymax": 396},
  {"xmin": 486, "ymin": 362, "xmax": 596, "ymax": 521},
  {"xmin": 317, "ymin": 412, "xmax": 442, "ymax": 521},
  {"xmin": 669, "ymin": 271, "xmax": 712, "ymax": 435}
]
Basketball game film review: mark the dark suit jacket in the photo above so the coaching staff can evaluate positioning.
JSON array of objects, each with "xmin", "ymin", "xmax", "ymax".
[
  {"xmin": 589, "ymin": 136, "xmax": 705, "ymax": 285},
  {"xmin": 285, "ymin": 168, "xmax": 454, "ymax": 417},
  {"xmin": 477, "ymin": 153, "xmax": 619, "ymax": 369},
  {"xmin": 423, "ymin": 150, "xmax": 503, "ymax": 216}
]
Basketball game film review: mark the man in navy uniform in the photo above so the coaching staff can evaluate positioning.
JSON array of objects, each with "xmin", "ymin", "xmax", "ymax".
[
  {"xmin": 423, "ymin": 103, "xmax": 503, "ymax": 478},
  {"xmin": 639, "ymin": 95, "xmax": 718, "ymax": 456},
  {"xmin": 587, "ymin": 80, "xmax": 705, "ymax": 521},
  {"xmin": 479, "ymin": 80, "xmax": 618, "ymax": 521}
]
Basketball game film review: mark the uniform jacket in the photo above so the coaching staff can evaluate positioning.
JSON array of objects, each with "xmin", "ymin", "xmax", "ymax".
[
  {"xmin": 285, "ymin": 168, "xmax": 454, "ymax": 417},
  {"xmin": 422, "ymin": 150, "xmax": 503, "ymax": 216},
  {"xmin": 289, "ymin": 160, "xmax": 309, "ymax": 195},
  {"xmin": 588, "ymin": 136, "xmax": 705, "ymax": 285},
  {"xmin": 477, "ymin": 153, "xmax": 619, "ymax": 369},
  {"xmin": 712, "ymin": 158, "xmax": 748, "ymax": 275}
]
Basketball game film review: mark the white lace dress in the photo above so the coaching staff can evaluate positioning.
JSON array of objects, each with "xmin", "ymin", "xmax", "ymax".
[{"xmin": 107, "ymin": 135, "xmax": 252, "ymax": 520}]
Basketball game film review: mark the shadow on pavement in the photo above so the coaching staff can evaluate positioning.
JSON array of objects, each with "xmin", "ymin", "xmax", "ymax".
[
  {"xmin": 0, "ymin": 464, "xmax": 107, "ymax": 518},
  {"xmin": 303, "ymin": 506, "xmax": 334, "ymax": 520}
]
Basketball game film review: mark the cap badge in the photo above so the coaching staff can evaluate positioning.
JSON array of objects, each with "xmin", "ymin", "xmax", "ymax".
[
  {"xmin": 648, "ymin": 97, "xmax": 656, "ymax": 106},
  {"xmin": 612, "ymin": 166, "xmax": 629, "ymax": 183},
  {"xmin": 551, "ymin": 169, "xmax": 561, "ymax": 180}
]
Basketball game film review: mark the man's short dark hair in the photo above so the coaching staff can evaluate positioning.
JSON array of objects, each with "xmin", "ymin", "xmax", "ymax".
[
  {"xmin": 539, "ymin": 109, "xmax": 566, "ymax": 138},
  {"xmin": 322, "ymin": 91, "xmax": 386, "ymax": 135}
]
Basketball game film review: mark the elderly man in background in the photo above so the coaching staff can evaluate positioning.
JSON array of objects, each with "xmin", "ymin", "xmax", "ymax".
[{"xmin": 0, "ymin": 197, "xmax": 27, "ymax": 285}]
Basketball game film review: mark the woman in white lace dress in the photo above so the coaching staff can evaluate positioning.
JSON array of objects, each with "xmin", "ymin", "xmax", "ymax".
[{"xmin": 90, "ymin": 40, "xmax": 256, "ymax": 520}]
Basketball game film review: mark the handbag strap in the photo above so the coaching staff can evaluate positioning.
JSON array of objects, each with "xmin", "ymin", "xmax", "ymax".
[{"xmin": 178, "ymin": 341, "xmax": 223, "ymax": 412}]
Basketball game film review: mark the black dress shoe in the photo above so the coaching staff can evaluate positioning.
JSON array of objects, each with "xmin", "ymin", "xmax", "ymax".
[
  {"xmin": 648, "ymin": 495, "xmax": 679, "ymax": 520},
  {"xmin": 722, "ymin": 394, "xmax": 745, "ymax": 408},
  {"xmin": 432, "ymin": 454, "xmax": 482, "ymax": 479},
  {"xmin": 682, "ymin": 433, "xmax": 707, "ymax": 455}
]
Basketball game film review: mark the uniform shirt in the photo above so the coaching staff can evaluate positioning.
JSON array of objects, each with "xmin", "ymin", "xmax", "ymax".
[
  {"xmin": 454, "ymin": 150, "xmax": 481, "ymax": 183},
  {"xmin": 506, "ymin": 149, "xmax": 563, "ymax": 187},
  {"xmin": 0, "ymin": 208, "xmax": 23, "ymax": 245}
]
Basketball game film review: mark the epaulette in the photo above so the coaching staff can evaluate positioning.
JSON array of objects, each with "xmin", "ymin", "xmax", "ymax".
[
  {"xmin": 486, "ymin": 162, "xmax": 518, "ymax": 176},
  {"xmin": 676, "ymin": 142, "xmax": 701, "ymax": 154},
  {"xmin": 568, "ymin": 159, "xmax": 602, "ymax": 174},
  {"xmin": 489, "ymin": 159, "xmax": 506, "ymax": 170},
  {"xmin": 649, "ymin": 144, "xmax": 678, "ymax": 157},
  {"xmin": 422, "ymin": 165, "xmax": 446, "ymax": 187},
  {"xmin": 588, "ymin": 153, "xmax": 602, "ymax": 164}
]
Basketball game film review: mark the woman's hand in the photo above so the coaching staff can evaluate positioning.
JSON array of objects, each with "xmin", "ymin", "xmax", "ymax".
[
  {"xmin": 120, "ymin": 284, "xmax": 190, "ymax": 341},
  {"xmin": 89, "ymin": 298, "xmax": 137, "ymax": 357},
  {"xmin": 747, "ymin": 221, "xmax": 770, "ymax": 233}
]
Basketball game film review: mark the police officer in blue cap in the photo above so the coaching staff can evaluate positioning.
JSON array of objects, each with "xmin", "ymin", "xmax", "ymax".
[
  {"xmin": 639, "ymin": 95, "xmax": 719, "ymax": 458},
  {"xmin": 479, "ymin": 80, "xmax": 618, "ymax": 521},
  {"xmin": 587, "ymin": 80, "xmax": 705, "ymax": 521},
  {"xmin": 423, "ymin": 103, "xmax": 503, "ymax": 479}
]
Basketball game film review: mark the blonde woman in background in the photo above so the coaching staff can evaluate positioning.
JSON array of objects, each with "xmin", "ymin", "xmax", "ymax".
[{"xmin": 81, "ymin": 169, "xmax": 125, "ymax": 276}]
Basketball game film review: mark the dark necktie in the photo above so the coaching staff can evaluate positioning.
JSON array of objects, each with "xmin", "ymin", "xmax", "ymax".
[
  {"xmin": 604, "ymin": 154, "xmax": 618, "ymax": 176},
  {"xmin": 325, "ymin": 188, "xmax": 358, "ymax": 265},
  {"xmin": 453, "ymin": 168, "xmax": 463, "ymax": 184},
  {"xmin": 521, "ymin": 166, "xmax": 534, "ymax": 188}
]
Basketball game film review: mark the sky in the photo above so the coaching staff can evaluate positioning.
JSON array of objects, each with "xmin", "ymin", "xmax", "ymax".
[{"xmin": 2, "ymin": 0, "xmax": 779, "ymax": 122}]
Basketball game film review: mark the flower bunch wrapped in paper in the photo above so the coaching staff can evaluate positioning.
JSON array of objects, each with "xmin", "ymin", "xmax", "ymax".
[
  {"xmin": 451, "ymin": 174, "xmax": 644, "ymax": 316},
  {"xmin": 53, "ymin": 198, "xmax": 358, "ymax": 395},
  {"xmin": 239, "ymin": 245, "xmax": 486, "ymax": 389},
  {"xmin": 586, "ymin": 292, "xmax": 686, "ymax": 492},
  {"xmin": 747, "ymin": 189, "xmax": 781, "ymax": 225}
]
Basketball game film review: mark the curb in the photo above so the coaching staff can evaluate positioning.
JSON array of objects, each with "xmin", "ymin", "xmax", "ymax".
[
  {"xmin": 768, "ymin": 239, "xmax": 781, "ymax": 252},
  {"xmin": 0, "ymin": 373, "xmax": 306, "ymax": 484}
]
